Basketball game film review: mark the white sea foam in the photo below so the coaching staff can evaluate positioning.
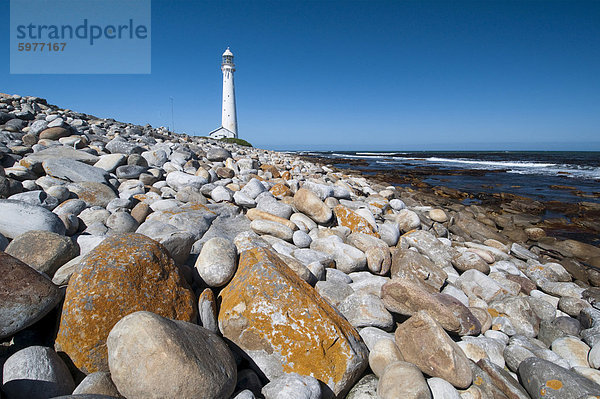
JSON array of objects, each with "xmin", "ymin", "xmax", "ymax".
[
  {"xmin": 330, "ymin": 153, "xmax": 387, "ymax": 159},
  {"xmin": 407, "ymin": 157, "xmax": 557, "ymax": 168},
  {"xmin": 356, "ymin": 152, "xmax": 407, "ymax": 156}
]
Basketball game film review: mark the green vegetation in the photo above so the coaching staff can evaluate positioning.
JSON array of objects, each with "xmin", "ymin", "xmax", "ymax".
[{"xmin": 220, "ymin": 137, "xmax": 253, "ymax": 147}]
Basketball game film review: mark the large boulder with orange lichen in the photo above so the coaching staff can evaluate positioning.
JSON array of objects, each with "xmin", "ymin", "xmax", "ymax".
[
  {"xmin": 55, "ymin": 233, "xmax": 197, "ymax": 374},
  {"xmin": 334, "ymin": 205, "xmax": 379, "ymax": 237},
  {"xmin": 218, "ymin": 247, "xmax": 368, "ymax": 397}
]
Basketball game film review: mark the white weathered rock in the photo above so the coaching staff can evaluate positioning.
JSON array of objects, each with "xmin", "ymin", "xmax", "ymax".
[
  {"xmin": 551, "ymin": 336, "xmax": 590, "ymax": 368},
  {"xmin": 368, "ymin": 339, "xmax": 404, "ymax": 378},
  {"xmin": 250, "ymin": 219, "xmax": 294, "ymax": 241},
  {"xmin": 261, "ymin": 373, "xmax": 321, "ymax": 399},
  {"xmin": 311, "ymin": 236, "xmax": 366, "ymax": 274},
  {"xmin": 165, "ymin": 171, "xmax": 208, "ymax": 191},
  {"xmin": 427, "ymin": 377, "xmax": 461, "ymax": 399},
  {"xmin": 107, "ymin": 311, "xmax": 237, "ymax": 399},
  {"xmin": 195, "ymin": 237, "xmax": 237, "ymax": 287},
  {"xmin": 377, "ymin": 361, "xmax": 431, "ymax": 399}
]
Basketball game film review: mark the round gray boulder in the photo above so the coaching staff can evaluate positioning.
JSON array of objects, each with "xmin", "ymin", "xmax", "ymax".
[
  {"xmin": 107, "ymin": 311, "xmax": 237, "ymax": 399},
  {"xmin": 0, "ymin": 199, "xmax": 66, "ymax": 238},
  {"xmin": 2, "ymin": 346, "xmax": 76, "ymax": 399}
]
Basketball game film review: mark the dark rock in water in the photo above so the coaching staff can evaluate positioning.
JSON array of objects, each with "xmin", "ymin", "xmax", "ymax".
[
  {"xmin": 0, "ymin": 251, "xmax": 62, "ymax": 340},
  {"xmin": 6, "ymin": 230, "xmax": 78, "ymax": 277},
  {"xmin": 518, "ymin": 357, "xmax": 600, "ymax": 398}
]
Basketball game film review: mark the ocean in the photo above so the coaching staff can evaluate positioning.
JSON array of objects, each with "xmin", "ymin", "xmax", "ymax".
[{"xmin": 297, "ymin": 151, "xmax": 600, "ymax": 205}]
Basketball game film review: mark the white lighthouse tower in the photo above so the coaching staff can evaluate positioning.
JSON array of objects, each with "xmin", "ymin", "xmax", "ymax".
[{"xmin": 209, "ymin": 47, "xmax": 238, "ymax": 139}]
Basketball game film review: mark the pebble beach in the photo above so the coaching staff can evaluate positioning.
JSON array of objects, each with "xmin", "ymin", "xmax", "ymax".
[{"xmin": 2, "ymin": 92, "xmax": 600, "ymax": 398}]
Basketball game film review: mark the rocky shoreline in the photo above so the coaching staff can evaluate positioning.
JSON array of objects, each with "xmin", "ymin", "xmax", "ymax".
[
  {"xmin": 1, "ymin": 92, "xmax": 600, "ymax": 398},
  {"xmin": 301, "ymin": 154, "xmax": 600, "ymax": 248}
]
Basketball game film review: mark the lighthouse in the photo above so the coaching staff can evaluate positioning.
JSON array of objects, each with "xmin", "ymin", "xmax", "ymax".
[{"xmin": 209, "ymin": 47, "xmax": 238, "ymax": 139}]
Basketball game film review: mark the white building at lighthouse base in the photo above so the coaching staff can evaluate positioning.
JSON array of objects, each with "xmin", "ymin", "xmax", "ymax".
[{"xmin": 208, "ymin": 126, "xmax": 236, "ymax": 139}]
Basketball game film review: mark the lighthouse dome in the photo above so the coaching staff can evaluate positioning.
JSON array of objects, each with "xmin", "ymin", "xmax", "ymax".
[{"xmin": 222, "ymin": 47, "xmax": 233, "ymax": 57}]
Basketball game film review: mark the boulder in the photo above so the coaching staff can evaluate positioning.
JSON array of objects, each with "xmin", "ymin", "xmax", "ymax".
[
  {"xmin": 218, "ymin": 247, "xmax": 368, "ymax": 397},
  {"xmin": 390, "ymin": 248, "xmax": 447, "ymax": 292},
  {"xmin": 55, "ymin": 233, "xmax": 197, "ymax": 373},
  {"xmin": 165, "ymin": 171, "xmax": 208, "ymax": 191},
  {"xmin": 0, "ymin": 251, "xmax": 62, "ymax": 340},
  {"xmin": 0, "ymin": 199, "xmax": 66, "ymax": 238},
  {"xmin": 518, "ymin": 357, "xmax": 600, "ymax": 399},
  {"xmin": 6, "ymin": 230, "xmax": 78, "ymax": 276},
  {"xmin": 403, "ymin": 230, "xmax": 453, "ymax": 268},
  {"xmin": 107, "ymin": 311, "xmax": 236, "ymax": 399},
  {"xmin": 310, "ymin": 236, "xmax": 366, "ymax": 274},
  {"xmin": 261, "ymin": 373, "xmax": 321, "ymax": 399},
  {"xmin": 67, "ymin": 182, "xmax": 118, "ymax": 208},
  {"xmin": 394, "ymin": 311, "xmax": 473, "ymax": 389},
  {"xmin": 2, "ymin": 346, "xmax": 75, "ymax": 399},
  {"xmin": 23, "ymin": 146, "xmax": 99, "ymax": 165},
  {"xmin": 382, "ymin": 278, "xmax": 481, "ymax": 336},
  {"xmin": 194, "ymin": 237, "xmax": 237, "ymax": 287},
  {"xmin": 43, "ymin": 159, "xmax": 110, "ymax": 183},
  {"xmin": 334, "ymin": 205, "xmax": 378, "ymax": 237},
  {"xmin": 293, "ymin": 188, "xmax": 332, "ymax": 224},
  {"xmin": 377, "ymin": 361, "xmax": 431, "ymax": 399},
  {"xmin": 72, "ymin": 372, "xmax": 121, "ymax": 397}
]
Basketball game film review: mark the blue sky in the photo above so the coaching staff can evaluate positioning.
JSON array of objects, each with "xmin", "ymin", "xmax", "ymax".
[{"xmin": 2, "ymin": 0, "xmax": 600, "ymax": 151}]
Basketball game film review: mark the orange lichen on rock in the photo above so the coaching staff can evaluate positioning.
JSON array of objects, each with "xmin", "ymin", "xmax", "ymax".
[
  {"xmin": 333, "ymin": 205, "xmax": 379, "ymax": 237},
  {"xmin": 218, "ymin": 247, "xmax": 368, "ymax": 397},
  {"xmin": 269, "ymin": 183, "xmax": 291, "ymax": 198},
  {"xmin": 366, "ymin": 197, "xmax": 388, "ymax": 210},
  {"xmin": 281, "ymin": 171, "xmax": 291, "ymax": 180},
  {"xmin": 55, "ymin": 233, "xmax": 197, "ymax": 374},
  {"xmin": 545, "ymin": 379, "xmax": 563, "ymax": 390}
]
